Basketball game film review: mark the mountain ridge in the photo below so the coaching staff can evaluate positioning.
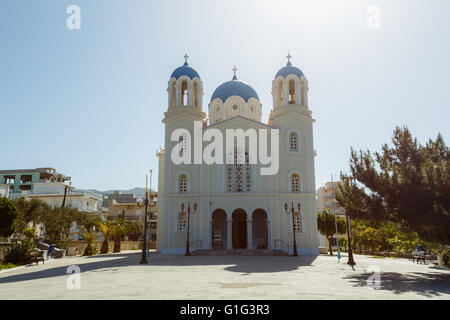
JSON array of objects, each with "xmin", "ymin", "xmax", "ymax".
[{"xmin": 78, "ymin": 187, "xmax": 154, "ymax": 198}]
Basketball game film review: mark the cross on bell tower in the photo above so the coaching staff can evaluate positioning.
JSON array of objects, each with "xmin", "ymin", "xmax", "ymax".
[
  {"xmin": 232, "ymin": 65, "xmax": 238, "ymax": 80},
  {"xmin": 286, "ymin": 52, "xmax": 292, "ymax": 66}
]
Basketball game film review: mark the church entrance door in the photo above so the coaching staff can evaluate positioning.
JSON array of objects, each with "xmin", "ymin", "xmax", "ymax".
[
  {"xmin": 211, "ymin": 209, "xmax": 227, "ymax": 249},
  {"xmin": 252, "ymin": 209, "xmax": 268, "ymax": 249},
  {"xmin": 232, "ymin": 209, "xmax": 247, "ymax": 249}
]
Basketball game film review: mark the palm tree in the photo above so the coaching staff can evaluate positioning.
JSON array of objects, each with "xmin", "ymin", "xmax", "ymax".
[
  {"xmin": 96, "ymin": 220, "xmax": 115, "ymax": 254},
  {"xmin": 76, "ymin": 226, "xmax": 100, "ymax": 256},
  {"xmin": 112, "ymin": 217, "xmax": 132, "ymax": 253}
]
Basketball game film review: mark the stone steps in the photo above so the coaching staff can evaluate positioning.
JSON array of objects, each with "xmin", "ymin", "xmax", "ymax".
[{"xmin": 191, "ymin": 249, "xmax": 289, "ymax": 256}]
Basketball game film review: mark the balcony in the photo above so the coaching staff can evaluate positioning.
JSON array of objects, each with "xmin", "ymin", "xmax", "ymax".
[{"xmin": 109, "ymin": 214, "xmax": 141, "ymax": 221}]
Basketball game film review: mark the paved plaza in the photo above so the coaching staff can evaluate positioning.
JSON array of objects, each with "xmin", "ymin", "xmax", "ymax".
[{"xmin": 0, "ymin": 251, "xmax": 449, "ymax": 300}]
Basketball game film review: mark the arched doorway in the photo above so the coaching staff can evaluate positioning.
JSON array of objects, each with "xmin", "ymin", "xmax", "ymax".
[
  {"xmin": 211, "ymin": 209, "xmax": 227, "ymax": 249},
  {"xmin": 252, "ymin": 209, "xmax": 268, "ymax": 249},
  {"xmin": 232, "ymin": 209, "xmax": 247, "ymax": 249}
]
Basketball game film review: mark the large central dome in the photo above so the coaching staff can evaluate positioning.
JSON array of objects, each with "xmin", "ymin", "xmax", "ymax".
[{"xmin": 211, "ymin": 77, "xmax": 259, "ymax": 103}]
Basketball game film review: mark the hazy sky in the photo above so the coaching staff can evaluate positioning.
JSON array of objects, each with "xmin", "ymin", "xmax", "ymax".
[{"xmin": 1, "ymin": 0, "xmax": 449, "ymax": 191}]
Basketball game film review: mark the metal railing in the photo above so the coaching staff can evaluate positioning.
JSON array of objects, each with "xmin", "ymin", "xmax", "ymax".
[{"xmin": 274, "ymin": 239, "xmax": 289, "ymax": 252}]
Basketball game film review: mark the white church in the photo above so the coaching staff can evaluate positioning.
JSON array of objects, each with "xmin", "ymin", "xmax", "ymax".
[{"xmin": 156, "ymin": 55, "xmax": 319, "ymax": 255}]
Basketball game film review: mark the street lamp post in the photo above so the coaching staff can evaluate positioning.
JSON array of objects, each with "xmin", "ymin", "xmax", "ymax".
[
  {"xmin": 181, "ymin": 202, "xmax": 197, "ymax": 256},
  {"xmin": 284, "ymin": 202, "xmax": 300, "ymax": 257},
  {"xmin": 345, "ymin": 211, "xmax": 356, "ymax": 267},
  {"xmin": 137, "ymin": 173, "xmax": 151, "ymax": 264}
]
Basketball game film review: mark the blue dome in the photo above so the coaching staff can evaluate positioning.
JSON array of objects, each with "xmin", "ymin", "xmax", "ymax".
[
  {"xmin": 170, "ymin": 62, "xmax": 201, "ymax": 80},
  {"xmin": 275, "ymin": 62, "xmax": 304, "ymax": 79},
  {"xmin": 211, "ymin": 78, "xmax": 259, "ymax": 102}
]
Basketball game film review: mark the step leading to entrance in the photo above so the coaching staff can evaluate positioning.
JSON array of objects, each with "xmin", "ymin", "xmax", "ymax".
[{"xmin": 191, "ymin": 249, "xmax": 289, "ymax": 256}]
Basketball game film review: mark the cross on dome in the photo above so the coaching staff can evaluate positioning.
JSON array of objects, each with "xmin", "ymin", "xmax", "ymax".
[
  {"xmin": 184, "ymin": 54, "xmax": 189, "ymax": 65},
  {"xmin": 286, "ymin": 52, "xmax": 292, "ymax": 66},
  {"xmin": 232, "ymin": 65, "xmax": 238, "ymax": 80}
]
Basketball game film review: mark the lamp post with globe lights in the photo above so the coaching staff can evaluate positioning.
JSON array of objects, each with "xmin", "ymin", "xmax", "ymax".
[
  {"xmin": 137, "ymin": 172, "xmax": 152, "ymax": 264},
  {"xmin": 284, "ymin": 202, "xmax": 300, "ymax": 257},
  {"xmin": 180, "ymin": 201, "xmax": 197, "ymax": 256},
  {"xmin": 345, "ymin": 210, "xmax": 356, "ymax": 267}
]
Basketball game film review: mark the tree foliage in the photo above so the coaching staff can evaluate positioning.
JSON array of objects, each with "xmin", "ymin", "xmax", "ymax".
[
  {"xmin": 0, "ymin": 197, "xmax": 19, "ymax": 238},
  {"xmin": 336, "ymin": 126, "xmax": 449, "ymax": 263},
  {"xmin": 76, "ymin": 226, "xmax": 99, "ymax": 256},
  {"xmin": 317, "ymin": 209, "xmax": 346, "ymax": 255},
  {"xmin": 112, "ymin": 217, "xmax": 133, "ymax": 253},
  {"xmin": 96, "ymin": 220, "xmax": 115, "ymax": 254},
  {"xmin": 10, "ymin": 197, "xmax": 50, "ymax": 234}
]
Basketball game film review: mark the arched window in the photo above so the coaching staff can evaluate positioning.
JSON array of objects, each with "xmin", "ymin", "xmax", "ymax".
[
  {"xmin": 178, "ymin": 174, "xmax": 188, "ymax": 193},
  {"xmin": 290, "ymin": 173, "xmax": 300, "ymax": 192},
  {"xmin": 181, "ymin": 80, "xmax": 188, "ymax": 106},
  {"xmin": 278, "ymin": 80, "xmax": 284, "ymax": 106},
  {"xmin": 289, "ymin": 132, "xmax": 298, "ymax": 151},
  {"xmin": 178, "ymin": 212, "xmax": 187, "ymax": 231},
  {"xmin": 179, "ymin": 135, "xmax": 187, "ymax": 157},
  {"xmin": 288, "ymin": 79, "xmax": 295, "ymax": 104}
]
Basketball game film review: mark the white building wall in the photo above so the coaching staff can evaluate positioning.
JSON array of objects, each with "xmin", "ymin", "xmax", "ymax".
[
  {"xmin": 0, "ymin": 184, "xmax": 9, "ymax": 198},
  {"xmin": 157, "ymin": 65, "xmax": 319, "ymax": 255}
]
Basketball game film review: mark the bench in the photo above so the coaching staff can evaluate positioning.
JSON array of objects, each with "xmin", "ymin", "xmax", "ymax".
[{"xmin": 30, "ymin": 250, "xmax": 45, "ymax": 266}]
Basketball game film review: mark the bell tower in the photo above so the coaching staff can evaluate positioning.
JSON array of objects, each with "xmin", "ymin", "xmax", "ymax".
[
  {"xmin": 167, "ymin": 54, "xmax": 204, "ymax": 110},
  {"xmin": 271, "ymin": 53, "xmax": 308, "ymax": 110}
]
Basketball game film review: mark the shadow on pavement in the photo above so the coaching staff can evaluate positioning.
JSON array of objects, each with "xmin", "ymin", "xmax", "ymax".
[
  {"xmin": 343, "ymin": 271, "xmax": 450, "ymax": 297},
  {"xmin": 0, "ymin": 252, "xmax": 318, "ymax": 284}
]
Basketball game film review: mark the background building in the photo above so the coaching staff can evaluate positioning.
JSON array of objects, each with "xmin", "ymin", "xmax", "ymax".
[
  {"xmin": 105, "ymin": 190, "xmax": 158, "ymax": 241},
  {"xmin": 316, "ymin": 181, "xmax": 346, "ymax": 250},
  {"xmin": 0, "ymin": 168, "xmax": 70, "ymax": 196},
  {"xmin": 1, "ymin": 167, "xmax": 103, "ymax": 240},
  {"xmin": 0, "ymin": 184, "xmax": 9, "ymax": 198}
]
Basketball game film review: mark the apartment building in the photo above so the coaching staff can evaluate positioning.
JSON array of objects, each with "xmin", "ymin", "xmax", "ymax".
[
  {"xmin": 104, "ymin": 190, "xmax": 158, "ymax": 241},
  {"xmin": 316, "ymin": 181, "xmax": 347, "ymax": 250}
]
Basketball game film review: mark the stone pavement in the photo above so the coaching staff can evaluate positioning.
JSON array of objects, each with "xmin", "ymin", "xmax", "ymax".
[{"xmin": 0, "ymin": 251, "xmax": 449, "ymax": 299}]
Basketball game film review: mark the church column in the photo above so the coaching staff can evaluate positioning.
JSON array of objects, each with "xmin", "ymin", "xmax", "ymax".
[
  {"xmin": 226, "ymin": 219, "xmax": 233, "ymax": 249},
  {"xmin": 304, "ymin": 84, "xmax": 309, "ymax": 107},
  {"xmin": 272, "ymin": 82, "xmax": 277, "ymax": 108},
  {"xmin": 188, "ymin": 81, "xmax": 194, "ymax": 106},
  {"xmin": 267, "ymin": 219, "xmax": 272, "ymax": 249},
  {"xmin": 283, "ymin": 79, "xmax": 289, "ymax": 106},
  {"xmin": 167, "ymin": 87, "xmax": 171, "ymax": 108},
  {"xmin": 175, "ymin": 79, "xmax": 181, "ymax": 106},
  {"xmin": 209, "ymin": 220, "xmax": 213, "ymax": 249},
  {"xmin": 247, "ymin": 219, "xmax": 253, "ymax": 249},
  {"xmin": 295, "ymin": 79, "xmax": 301, "ymax": 105},
  {"xmin": 199, "ymin": 83, "xmax": 203, "ymax": 109}
]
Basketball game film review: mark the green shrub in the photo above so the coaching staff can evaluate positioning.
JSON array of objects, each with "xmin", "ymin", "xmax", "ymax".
[
  {"xmin": 444, "ymin": 251, "xmax": 450, "ymax": 267},
  {"xmin": 3, "ymin": 241, "xmax": 34, "ymax": 265},
  {"xmin": 2, "ymin": 228, "xmax": 37, "ymax": 265},
  {"xmin": 83, "ymin": 245, "xmax": 98, "ymax": 256}
]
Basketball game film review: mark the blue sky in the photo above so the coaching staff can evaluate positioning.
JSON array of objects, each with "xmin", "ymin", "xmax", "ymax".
[{"xmin": 1, "ymin": 0, "xmax": 449, "ymax": 191}]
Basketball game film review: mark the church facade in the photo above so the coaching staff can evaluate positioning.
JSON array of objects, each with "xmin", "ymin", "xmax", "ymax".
[{"xmin": 156, "ymin": 55, "xmax": 319, "ymax": 255}]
